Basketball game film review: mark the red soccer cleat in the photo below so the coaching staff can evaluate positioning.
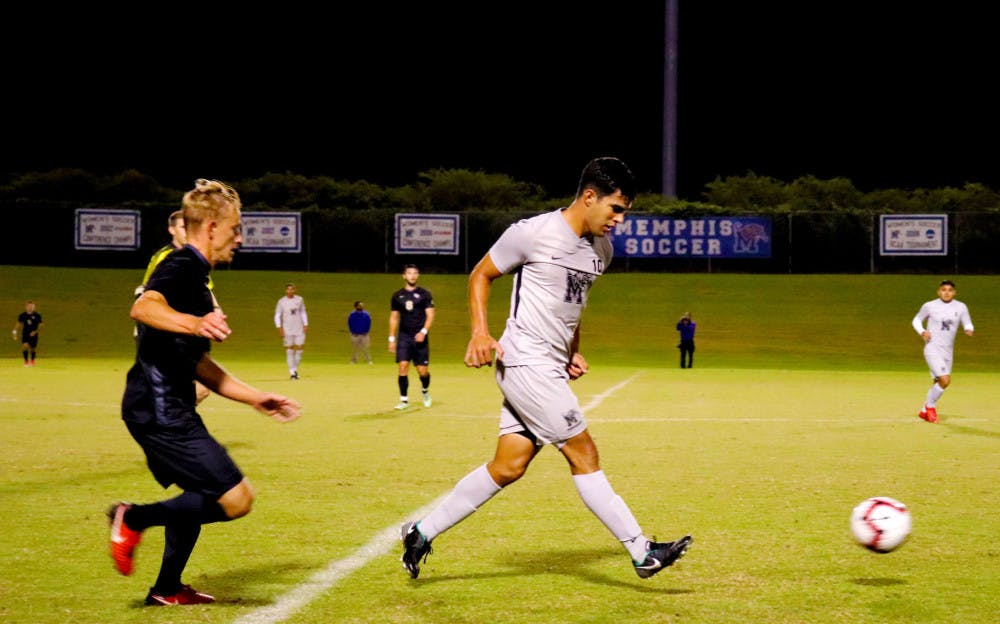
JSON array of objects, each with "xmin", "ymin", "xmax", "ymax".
[
  {"xmin": 145, "ymin": 584, "xmax": 216, "ymax": 606},
  {"xmin": 108, "ymin": 502, "xmax": 143, "ymax": 575},
  {"xmin": 918, "ymin": 406, "xmax": 938, "ymax": 423}
]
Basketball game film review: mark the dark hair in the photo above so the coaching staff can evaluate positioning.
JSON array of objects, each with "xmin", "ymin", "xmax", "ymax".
[
  {"xmin": 576, "ymin": 157, "xmax": 636, "ymax": 202},
  {"xmin": 403, "ymin": 264, "xmax": 419, "ymax": 271},
  {"xmin": 939, "ymin": 279, "xmax": 956, "ymax": 288}
]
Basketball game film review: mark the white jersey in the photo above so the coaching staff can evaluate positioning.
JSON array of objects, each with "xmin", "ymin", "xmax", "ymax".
[
  {"xmin": 488, "ymin": 209, "xmax": 612, "ymax": 366},
  {"xmin": 275, "ymin": 295, "xmax": 309, "ymax": 335},
  {"xmin": 912, "ymin": 298, "xmax": 973, "ymax": 352}
]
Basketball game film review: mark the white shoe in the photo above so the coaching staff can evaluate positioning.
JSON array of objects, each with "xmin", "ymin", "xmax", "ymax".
[
  {"xmin": 395, "ymin": 402, "xmax": 409, "ymax": 410},
  {"xmin": 422, "ymin": 392, "xmax": 432, "ymax": 407}
]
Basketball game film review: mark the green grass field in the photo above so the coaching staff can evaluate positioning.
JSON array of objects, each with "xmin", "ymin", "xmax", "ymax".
[{"xmin": 1, "ymin": 266, "xmax": 998, "ymax": 624}]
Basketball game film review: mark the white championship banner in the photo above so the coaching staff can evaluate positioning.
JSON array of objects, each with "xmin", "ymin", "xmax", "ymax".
[
  {"xmin": 394, "ymin": 214, "xmax": 460, "ymax": 255},
  {"xmin": 75, "ymin": 209, "xmax": 141, "ymax": 250},
  {"xmin": 241, "ymin": 212, "xmax": 302, "ymax": 253}
]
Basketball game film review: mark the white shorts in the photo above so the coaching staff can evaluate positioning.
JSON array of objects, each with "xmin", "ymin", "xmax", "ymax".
[
  {"xmin": 495, "ymin": 362, "xmax": 587, "ymax": 448},
  {"xmin": 924, "ymin": 343, "xmax": 952, "ymax": 379},
  {"xmin": 283, "ymin": 333, "xmax": 306, "ymax": 348}
]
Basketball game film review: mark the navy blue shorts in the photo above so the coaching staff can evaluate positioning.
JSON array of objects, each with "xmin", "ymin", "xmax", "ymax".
[
  {"xmin": 125, "ymin": 416, "xmax": 243, "ymax": 499},
  {"xmin": 21, "ymin": 335, "xmax": 38, "ymax": 348},
  {"xmin": 395, "ymin": 333, "xmax": 430, "ymax": 365}
]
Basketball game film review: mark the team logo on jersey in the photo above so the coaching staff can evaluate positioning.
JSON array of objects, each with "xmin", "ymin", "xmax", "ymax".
[
  {"xmin": 941, "ymin": 319, "xmax": 953, "ymax": 332},
  {"xmin": 563, "ymin": 270, "xmax": 593, "ymax": 304},
  {"xmin": 562, "ymin": 409, "xmax": 581, "ymax": 427}
]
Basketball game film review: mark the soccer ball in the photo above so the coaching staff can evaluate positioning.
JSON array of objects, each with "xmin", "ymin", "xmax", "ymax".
[{"xmin": 850, "ymin": 497, "xmax": 911, "ymax": 553}]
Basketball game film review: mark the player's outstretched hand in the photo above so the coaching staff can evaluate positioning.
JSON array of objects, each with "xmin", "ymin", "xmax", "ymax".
[
  {"xmin": 465, "ymin": 333, "xmax": 503, "ymax": 368},
  {"xmin": 255, "ymin": 394, "xmax": 302, "ymax": 423},
  {"xmin": 196, "ymin": 311, "xmax": 233, "ymax": 342},
  {"xmin": 566, "ymin": 353, "xmax": 589, "ymax": 380}
]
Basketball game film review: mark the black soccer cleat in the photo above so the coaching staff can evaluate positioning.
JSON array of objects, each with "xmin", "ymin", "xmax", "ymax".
[
  {"xmin": 400, "ymin": 521, "xmax": 433, "ymax": 579},
  {"xmin": 633, "ymin": 535, "xmax": 693, "ymax": 579}
]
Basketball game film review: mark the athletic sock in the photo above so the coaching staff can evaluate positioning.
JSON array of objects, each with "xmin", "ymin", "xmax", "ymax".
[
  {"xmin": 573, "ymin": 470, "xmax": 648, "ymax": 563},
  {"xmin": 126, "ymin": 492, "xmax": 230, "ymax": 530},
  {"xmin": 418, "ymin": 464, "xmax": 502, "ymax": 541},
  {"xmin": 293, "ymin": 349, "xmax": 303, "ymax": 368},
  {"xmin": 153, "ymin": 521, "xmax": 201, "ymax": 595},
  {"xmin": 926, "ymin": 382, "xmax": 945, "ymax": 407},
  {"xmin": 420, "ymin": 374, "xmax": 430, "ymax": 391},
  {"xmin": 398, "ymin": 375, "xmax": 409, "ymax": 398},
  {"xmin": 286, "ymin": 348, "xmax": 296, "ymax": 373}
]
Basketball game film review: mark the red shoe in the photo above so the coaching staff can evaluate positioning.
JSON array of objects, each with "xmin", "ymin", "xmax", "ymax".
[
  {"xmin": 145, "ymin": 584, "xmax": 216, "ymax": 606},
  {"xmin": 29, "ymin": 360, "xmax": 35, "ymax": 366},
  {"xmin": 108, "ymin": 503, "xmax": 143, "ymax": 575},
  {"xmin": 918, "ymin": 406, "xmax": 939, "ymax": 423}
]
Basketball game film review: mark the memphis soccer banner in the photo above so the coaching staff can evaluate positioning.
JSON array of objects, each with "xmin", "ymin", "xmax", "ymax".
[
  {"xmin": 75, "ymin": 209, "xmax": 141, "ymax": 250},
  {"xmin": 240, "ymin": 212, "xmax": 301, "ymax": 253},
  {"xmin": 395, "ymin": 213, "xmax": 460, "ymax": 255},
  {"xmin": 611, "ymin": 216, "xmax": 772, "ymax": 258}
]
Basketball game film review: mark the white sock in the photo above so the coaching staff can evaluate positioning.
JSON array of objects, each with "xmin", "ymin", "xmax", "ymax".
[
  {"xmin": 286, "ymin": 349, "xmax": 296, "ymax": 372},
  {"xmin": 573, "ymin": 470, "xmax": 648, "ymax": 563},
  {"xmin": 926, "ymin": 382, "xmax": 945, "ymax": 407},
  {"xmin": 294, "ymin": 349, "xmax": 303, "ymax": 368},
  {"xmin": 419, "ymin": 464, "xmax": 501, "ymax": 541}
]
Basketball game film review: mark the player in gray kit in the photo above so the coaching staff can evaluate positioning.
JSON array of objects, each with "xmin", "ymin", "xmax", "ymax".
[
  {"xmin": 400, "ymin": 157, "xmax": 691, "ymax": 579},
  {"xmin": 911, "ymin": 279, "xmax": 974, "ymax": 423}
]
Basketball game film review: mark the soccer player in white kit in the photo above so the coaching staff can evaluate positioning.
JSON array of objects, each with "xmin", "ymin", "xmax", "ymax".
[
  {"xmin": 275, "ymin": 283, "xmax": 309, "ymax": 379},
  {"xmin": 400, "ymin": 157, "xmax": 691, "ymax": 580},
  {"xmin": 911, "ymin": 279, "xmax": 974, "ymax": 423}
]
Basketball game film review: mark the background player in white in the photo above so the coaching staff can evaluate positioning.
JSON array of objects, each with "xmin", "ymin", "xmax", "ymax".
[
  {"xmin": 912, "ymin": 279, "xmax": 974, "ymax": 423},
  {"xmin": 275, "ymin": 283, "xmax": 308, "ymax": 379},
  {"xmin": 400, "ymin": 157, "xmax": 691, "ymax": 580}
]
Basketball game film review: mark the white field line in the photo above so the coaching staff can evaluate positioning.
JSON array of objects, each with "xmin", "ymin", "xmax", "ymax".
[{"xmin": 231, "ymin": 373, "xmax": 639, "ymax": 624}]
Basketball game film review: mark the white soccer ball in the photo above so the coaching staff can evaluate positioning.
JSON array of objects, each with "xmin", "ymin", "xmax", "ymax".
[{"xmin": 850, "ymin": 496, "xmax": 912, "ymax": 553}]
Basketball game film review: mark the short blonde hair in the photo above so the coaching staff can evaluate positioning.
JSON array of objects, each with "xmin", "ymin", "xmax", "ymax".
[{"xmin": 182, "ymin": 179, "xmax": 241, "ymax": 232}]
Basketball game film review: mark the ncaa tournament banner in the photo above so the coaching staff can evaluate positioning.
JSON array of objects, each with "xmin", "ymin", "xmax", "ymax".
[
  {"xmin": 879, "ymin": 214, "xmax": 947, "ymax": 256},
  {"xmin": 75, "ymin": 209, "xmax": 141, "ymax": 250},
  {"xmin": 241, "ymin": 212, "xmax": 301, "ymax": 253},
  {"xmin": 395, "ymin": 213, "xmax": 460, "ymax": 255},
  {"xmin": 611, "ymin": 215, "xmax": 771, "ymax": 258}
]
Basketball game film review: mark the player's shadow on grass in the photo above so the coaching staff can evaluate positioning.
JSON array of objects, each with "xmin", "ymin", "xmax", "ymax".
[
  {"xmin": 345, "ymin": 407, "xmax": 429, "ymax": 422},
  {"xmin": 130, "ymin": 559, "xmax": 324, "ymax": 608},
  {"xmin": 939, "ymin": 420, "xmax": 1000, "ymax": 439},
  {"xmin": 852, "ymin": 578, "xmax": 907, "ymax": 586},
  {"xmin": 417, "ymin": 547, "xmax": 694, "ymax": 594}
]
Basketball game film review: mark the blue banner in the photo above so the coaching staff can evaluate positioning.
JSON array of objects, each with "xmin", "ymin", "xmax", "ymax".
[{"xmin": 611, "ymin": 216, "xmax": 772, "ymax": 258}]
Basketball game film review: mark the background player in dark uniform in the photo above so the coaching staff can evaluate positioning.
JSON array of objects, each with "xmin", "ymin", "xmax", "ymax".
[
  {"xmin": 13, "ymin": 300, "xmax": 43, "ymax": 366},
  {"xmin": 108, "ymin": 179, "xmax": 301, "ymax": 607},
  {"xmin": 388, "ymin": 264, "xmax": 435, "ymax": 409}
]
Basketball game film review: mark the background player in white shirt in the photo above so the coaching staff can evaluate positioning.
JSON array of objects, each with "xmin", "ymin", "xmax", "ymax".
[
  {"xmin": 275, "ymin": 283, "xmax": 309, "ymax": 379},
  {"xmin": 911, "ymin": 279, "xmax": 974, "ymax": 423},
  {"xmin": 400, "ymin": 157, "xmax": 691, "ymax": 580}
]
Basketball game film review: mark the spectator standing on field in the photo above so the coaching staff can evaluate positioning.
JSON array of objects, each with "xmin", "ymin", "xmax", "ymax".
[
  {"xmin": 110, "ymin": 178, "xmax": 300, "ymax": 607},
  {"xmin": 13, "ymin": 300, "xmax": 43, "ymax": 366},
  {"xmin": 912, "ymin": 279, "xmax": 974, "ymax": 423},
  {"xmin": 676, "ymin": 312, "xmax": 696, "ymax": 369},
  {"xmin": 275, "ymin": 283, "xmax": 309, "ymax": 379},
  {"xmin": 399, "ymin": 157, "xmax": 691, "ymax": 580},
  {"xmin": 348, "ymin": 300, "xmax": 373, "ymax": 364},
  {"xmin": 388, "ymin": 264, "xmax": 435, "ymax": 409}
]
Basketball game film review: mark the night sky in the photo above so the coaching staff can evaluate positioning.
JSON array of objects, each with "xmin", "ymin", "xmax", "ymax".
[{"xmin": 4, "ymin": 3, "xmax": 997, "ymax": 199}]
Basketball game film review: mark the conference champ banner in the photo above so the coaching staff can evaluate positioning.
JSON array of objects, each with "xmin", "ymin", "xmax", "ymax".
[{"xmin": 611, "ymin": 215, "xmax": 772, "ymax": 258}]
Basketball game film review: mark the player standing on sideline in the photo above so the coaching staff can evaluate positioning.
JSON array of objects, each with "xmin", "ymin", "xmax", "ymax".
[
  {"xmin": 13, "ymin": 300, "xmax": 43, "ymax": 366},
  {"xmin": 135, "ymin": 209, "xmax": 212, "ymax": 404},
  {"xmin": 275, "ymin": 283, "xmax": 308, "ymax": 379},
  {"xmin": 400, "ymin": 157, "xmax": 692, "ymax": 580},
  {"xmin": 912, "ymin": 279, "xmax": 974, "ymax": 423},
  {"xmin": 109, "ymin": 179, "xmax": 300, "ymax": 606},
  {"xmin": 388, "ymin": 264, "xmax": 435, "ymax": 409}
]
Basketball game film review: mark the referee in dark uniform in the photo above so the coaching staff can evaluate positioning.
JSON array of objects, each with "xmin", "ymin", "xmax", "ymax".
[
  {"xmin": 388, "ymin": 264, "xmax": 435, "ymax": 409},
  {"xmin": 108, "ymin": 179, "xmax": 300, "ymax": 606}
]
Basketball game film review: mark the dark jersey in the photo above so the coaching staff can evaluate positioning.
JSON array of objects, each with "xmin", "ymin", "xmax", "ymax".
[
  {"xmin": 391, "ymin": 286, "xmax": 434, "ymax": 336},
  {"xmin": 122, "ymin": 245, "xmax": 214, "ymax": 426},
  {"xmin": 17, "ymin": 311, "xmax": 42, "ymax": 340}
]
